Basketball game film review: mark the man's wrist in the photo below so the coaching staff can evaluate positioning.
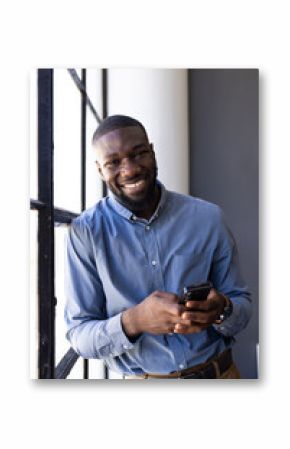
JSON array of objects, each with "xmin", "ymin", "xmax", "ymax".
[
  {"xmin": 121, "ymin": 306, "xmax": 142, "ymax": 339},
  {"xmin": 215, "ymin": 294, "xmax": 233, "ymax": 323}
]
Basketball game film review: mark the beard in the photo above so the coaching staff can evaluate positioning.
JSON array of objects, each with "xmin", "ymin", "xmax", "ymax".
[{"xmin": 110, "ymin": 165, "xmax": 158, "ymax": 213}]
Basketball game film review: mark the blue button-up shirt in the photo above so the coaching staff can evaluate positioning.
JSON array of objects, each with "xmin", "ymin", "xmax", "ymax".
[{"xmin": 64, "ymin": 182, "xmax": 252, "ymax": 375}]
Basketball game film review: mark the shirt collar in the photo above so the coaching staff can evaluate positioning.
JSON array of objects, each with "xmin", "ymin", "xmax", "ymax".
[{"xmin": 107, "ymin": 180, "xmax": 168, "ymax": 223}]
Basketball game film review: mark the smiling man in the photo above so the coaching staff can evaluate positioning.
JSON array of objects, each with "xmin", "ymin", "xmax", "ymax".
[
  {"xmin": 64, "ymin": 114, "xmax": 252, "ymax": 379},
  {"xmin": 94, "ymin": 123, "xmax": 159, "ymax": 218}
]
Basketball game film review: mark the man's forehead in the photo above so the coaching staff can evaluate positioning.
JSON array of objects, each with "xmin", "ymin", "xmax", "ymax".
[{"xmin": 94, "ymin": 126, "xmax": 148, "ymax": 156}]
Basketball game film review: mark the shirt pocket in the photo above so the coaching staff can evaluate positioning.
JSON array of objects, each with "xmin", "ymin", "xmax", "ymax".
[{"xmin": 166, "ymin": 251, "xmax": 212, "ymax": 294}]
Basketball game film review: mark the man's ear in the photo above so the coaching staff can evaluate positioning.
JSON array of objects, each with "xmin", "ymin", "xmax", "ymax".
[
  {"xmin": 95, "ymin": 161, "xmax": 105, "ymax": 181},
  {"xmin": 149, "ymin": 143, "xmax": 157, "ymax": 161}
]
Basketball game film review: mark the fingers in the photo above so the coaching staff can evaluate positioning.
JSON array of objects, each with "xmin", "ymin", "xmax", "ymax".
[
  {"xmin": 185, "ymin": 300, "xmax": 210, "ymax": 311},
  {"xmin": 184, "ymin": 288, "xmax": 220, "ymax": 311},
  {"xmin": 173, "ymin": 305, "xmax": 218, "ymax": 334},
  {"xmin": 174, "ymin": 322, "xmax": 209, "ymax": 334},
  {"xmin": 153, "ymin": 290, "xmax": 178, "ymax": 299},
  {"xmin": 181, "ymin": 310, "xmax": 216, "ymax": 325},
  {"xmin": 152, "ymin": 291, "xmax": 185, "ymax": 317},
  {"xmin": 153, "ymin": 290, "xmax": 180, "ymax": 304},
  {"xmin": 173, "ymin": 289, "xmax": 225, "ymax": 334},
  {"xmin": 142, "ymin": 289, "xmax": 226, "ymax": 335}
]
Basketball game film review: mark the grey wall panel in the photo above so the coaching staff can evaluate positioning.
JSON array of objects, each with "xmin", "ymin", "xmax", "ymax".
[{"xmin": 189, "ymin": 69, "xmax": 259, "ymax": 379}]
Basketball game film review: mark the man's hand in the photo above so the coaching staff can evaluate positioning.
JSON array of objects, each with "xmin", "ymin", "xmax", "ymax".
[
  {"xmin": 174, "ymin": 288, "xmax": 227, "ymax": 334},
  {"xmin": 121, "ymin": 290, "xmax": 185, "ymax": 338}
]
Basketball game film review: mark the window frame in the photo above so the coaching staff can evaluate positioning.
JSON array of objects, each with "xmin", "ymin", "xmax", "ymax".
[{"xmin": 31, "ymin": 68, "xmax": 107, "ymax": 379}]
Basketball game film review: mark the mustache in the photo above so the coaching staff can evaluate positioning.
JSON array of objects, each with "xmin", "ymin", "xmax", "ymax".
[{"xmin": 119, "ymin": 174, "xmax": 148, "ymax": 186}]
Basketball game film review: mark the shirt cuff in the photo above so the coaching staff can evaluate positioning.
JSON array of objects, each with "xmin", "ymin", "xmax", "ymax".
[
  {"xmin": 212, "ymin": 299, "xmax": 242, "ymax": 336},
  {"xmin": 103, "ymin": 313, "xmax": 136, "ymax": 357}
]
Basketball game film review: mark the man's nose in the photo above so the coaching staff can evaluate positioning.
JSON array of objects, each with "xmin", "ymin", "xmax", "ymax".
[{"xmin": 119, "ymin": 158, "xmax": 140, "ymax": 176}]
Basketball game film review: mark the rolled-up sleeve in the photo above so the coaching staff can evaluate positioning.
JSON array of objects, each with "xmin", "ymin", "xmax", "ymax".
[
  {"xmin": 210, "ymin": 208, "xmax": 252, "ymax": 337},
  {"xmin": 64, "ymin": 218, "xmax": 135, "ymax": 359}
]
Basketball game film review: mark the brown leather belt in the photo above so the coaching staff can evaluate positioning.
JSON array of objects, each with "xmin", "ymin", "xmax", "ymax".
[{"xmin": 125, "ymin": 349, "xmax": 233, "ymax": 379}]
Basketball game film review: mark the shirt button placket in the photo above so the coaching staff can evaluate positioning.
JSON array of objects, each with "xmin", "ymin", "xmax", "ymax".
[
  {"xmin": 146, "ymin": 225, "xmax": 164, "ymax": 290},
  {"xmin": 167, "ymin": 335, "xmax": 187, "ymax": 371}
]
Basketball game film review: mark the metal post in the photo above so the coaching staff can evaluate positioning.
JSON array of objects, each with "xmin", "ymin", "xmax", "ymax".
[
  {"xmin": 102, "ymin": 68, "xmax": 109, "ymax": 379},
  {"xmin": 81, "ymin": 69, "xmax": 89, "ymax": 380},
  {"xmin": 101, "ymin": 68, "xmax": 108, "ymax": 198},
  {"xmin": 37, "ymin": 69, "xmax": 55, "ymax": 379}
]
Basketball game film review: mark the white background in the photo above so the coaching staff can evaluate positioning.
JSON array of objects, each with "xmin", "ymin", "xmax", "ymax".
[{"xmin": 1, "ymin": 0, "xmax": 289, "ymax": 448}]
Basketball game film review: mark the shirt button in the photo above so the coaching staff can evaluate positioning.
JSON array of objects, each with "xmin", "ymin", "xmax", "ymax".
[
  {"xmin": 151, "ymin": 260, "xmax": 157, "ymax": 266},
  {"xmin": 132, "ymin": 215, "xmax": 137, "ymax": 221},
  {"xmin": 145, "ymin": 225, "xmax": 150, "ymax": 231},
  {"xmin": 123, "ymin": 345, "xmax": 129, "ymax": 349},
  {"xmin": 179, "ymin": 364, "xmax": 184, "ymax": 370}
]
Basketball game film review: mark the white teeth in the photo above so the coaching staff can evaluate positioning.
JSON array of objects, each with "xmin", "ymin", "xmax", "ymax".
[{"xmin": 124, "ymin": 180, "xmax": 144, "ymax": 189}]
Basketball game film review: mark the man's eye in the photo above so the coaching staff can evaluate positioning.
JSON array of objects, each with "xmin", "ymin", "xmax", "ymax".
[
  {"xmin": 106, "ymin": 159, "xmax": 119, "ymax": 168},
  {"xmin": 133, "ymin": 150, "xmax": 149, "ymax": 159}
]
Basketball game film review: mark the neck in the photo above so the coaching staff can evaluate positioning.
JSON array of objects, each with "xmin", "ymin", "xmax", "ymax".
[{"xmin": 134, "ymin": 184, "xmax": 161, "ymax": 220}]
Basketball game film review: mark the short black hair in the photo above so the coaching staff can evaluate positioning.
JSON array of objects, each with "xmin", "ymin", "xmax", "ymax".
[{"xmin": 92, "ymin": 114, "xmax": 149, "ymax": 145}]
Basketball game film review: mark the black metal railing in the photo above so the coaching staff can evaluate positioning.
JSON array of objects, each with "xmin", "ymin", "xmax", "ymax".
[
  {"xmin": 32, "ymin": 68, "xmax": 107, "ymax": 379},
  {"xmin": 37, "ymin": 69, "xmax": 55, "ymax": 379}
]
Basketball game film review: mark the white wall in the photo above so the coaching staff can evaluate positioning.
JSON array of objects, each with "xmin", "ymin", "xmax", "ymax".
[
  {"xmin": 108, "ymin": 69, "xmax": 189, "ymax": 195},
  {"xmin": 85, "ymin": 69, "xmax": 104, "ymax": 209}
]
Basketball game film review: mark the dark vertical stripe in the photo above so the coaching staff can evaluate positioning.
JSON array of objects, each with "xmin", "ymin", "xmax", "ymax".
[
  {"xmin": 81, "ymin": 68, "xmax": 86, "ymax": 212},
  {"xmin": 101, "ymin": 68, "xmax": 108, "ymax": 197},
  {"xmin": 81, "ymin": 69, "xmax": 89, "ymax": 380},
  {"xmin": 102, "ymin": 68, "xmax": 108, "ymax": 119},
  {"xmin": 37, "ymin": 69, "xmax": 55, "ymax": 379},
  {"xmin": 102, "ymin": 68, "xmax": 109, "ymax": 379},
  {"xmin": 83, "ymin": 359, "xmax": 89, "ymax": 380}
]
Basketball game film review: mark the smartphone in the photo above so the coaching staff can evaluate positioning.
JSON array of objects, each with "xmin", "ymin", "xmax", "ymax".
[{"xmin": 179, "ymin": 281, "xmax": 213, "ymax": 304}]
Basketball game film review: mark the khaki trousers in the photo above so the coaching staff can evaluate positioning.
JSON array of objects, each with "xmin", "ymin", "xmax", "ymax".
[{"xmin": 219, "ymin": 362, "xmax": 241, "ymax": 379}]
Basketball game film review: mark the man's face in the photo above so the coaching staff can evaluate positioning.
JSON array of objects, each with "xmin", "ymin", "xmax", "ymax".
[{"xmin": 94, "ymin": 126, "xmax": 158, "ymax": 212}]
